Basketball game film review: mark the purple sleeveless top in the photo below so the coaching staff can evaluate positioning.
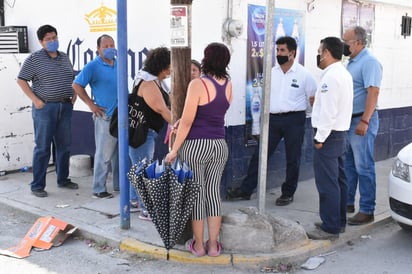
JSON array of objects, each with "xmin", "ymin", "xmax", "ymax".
[{"xmin": 186, "ymin": 75, "xmax": 230, "ymax": 139}]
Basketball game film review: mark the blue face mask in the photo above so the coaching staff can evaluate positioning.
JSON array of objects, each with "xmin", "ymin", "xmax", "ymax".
[
  {"xmin": 103, "ymin": 48, "xmax": 117, "ymax": 60},
  {"xmin": 46, "ymin": 40, "xmax": 59, "ymax": 52}
]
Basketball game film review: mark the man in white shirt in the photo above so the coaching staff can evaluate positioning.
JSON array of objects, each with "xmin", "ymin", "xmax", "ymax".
[
  {"xmin": 228, "ymin": 36, "xmax": 317, "ymax": 205},
  {"xmin": 307, "ymin": 37, "xmax": 353, "ymax": 240}
]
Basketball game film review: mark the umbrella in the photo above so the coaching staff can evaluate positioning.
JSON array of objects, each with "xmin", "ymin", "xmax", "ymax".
[{"xmin": 127, "ymin": 159, "xmax": 200, "ymax": 259}]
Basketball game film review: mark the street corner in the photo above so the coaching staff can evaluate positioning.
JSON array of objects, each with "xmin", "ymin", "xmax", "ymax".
[
  {"xmin": 231, "ymin": 238, "xmax": 331, "ymax": 266},
  {"xmin": 120, "ymin": 237, "xmax": 231, "ymax": 264}
]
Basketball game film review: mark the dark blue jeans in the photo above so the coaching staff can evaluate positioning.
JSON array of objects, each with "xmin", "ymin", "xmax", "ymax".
[
  {"xmin": 313, "ymin": 130, "xmax": 348, "ymax": 234},
  {"xmin": 241, "ymin": 111, "xmax": 306, "ymax": 196},
  {"xmin": 31, "ymin": 102, "xmax": 73, "ymax": 191}
]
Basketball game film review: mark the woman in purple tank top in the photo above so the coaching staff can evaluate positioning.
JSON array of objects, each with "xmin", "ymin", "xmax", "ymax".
[{"xmin": 165, "ymin": 43, "xmax": 232, "ymax": 257}]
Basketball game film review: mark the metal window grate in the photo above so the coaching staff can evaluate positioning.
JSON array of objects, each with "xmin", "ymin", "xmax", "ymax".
[{"xmin": 0, "ymin": 26, "xmax": 29, "ymax": 53}]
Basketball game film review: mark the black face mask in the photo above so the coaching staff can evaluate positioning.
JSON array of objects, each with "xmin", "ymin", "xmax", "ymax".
[
  {"xmin": 316, "ymin": 54, "xmax": 321, "ymax": 68},
  {"xmin": 343, "ymin": 44, "xmax": 351, "ymax": 56},
  {"xmin": 276, "ymin": 55, "xmax": 289, "ymax": 65}
]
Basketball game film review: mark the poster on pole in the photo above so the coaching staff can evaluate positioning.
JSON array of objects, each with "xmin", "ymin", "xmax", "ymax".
[
  {"xmin": 245, "ymin": 5, "xmax": 305, "ymax": 145},
  {"xmin": 170, "ymin": 6, "xmax": 188, "ymax": 47}
]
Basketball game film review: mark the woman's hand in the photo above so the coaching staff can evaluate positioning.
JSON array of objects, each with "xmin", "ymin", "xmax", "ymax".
[
  {"xmin": 171, "ymin": 119, "xmax": 181, "ymax": 134},
  {"xmin": 164, "ymin": 149, "xmax": 178, "ymax": 164}
]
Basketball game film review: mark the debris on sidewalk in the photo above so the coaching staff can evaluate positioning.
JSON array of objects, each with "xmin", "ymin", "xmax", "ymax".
[
  {"xmin": 56, "ymin": 204, "xmax": 70, "ymax": 208},
  {"xmin": 361, "ymin": 234, "xmax": 372, "ymax": 239},
  {"xmin": 300, "ymin": 250, "xmax": 336, "ymax": 270},
  {"xmin": 0, "ymin": 216, "xmax": 77, "ymax": 258},
  {"xmin": 260, "ymin": 262, "xmax": 294, "ymax": 273}
]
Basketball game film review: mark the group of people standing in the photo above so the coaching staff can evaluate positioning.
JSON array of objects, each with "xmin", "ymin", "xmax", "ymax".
[
  {"xmin": 17, "ymin": 24, "xmax": 232, "ymax": 257},
  {"xmin": 228, "ymin": 26, "xmax": 382, "ymax": 241},
  {"xmin": 17, "ymin": 23, "xmax": 382, "ymax": 255}
]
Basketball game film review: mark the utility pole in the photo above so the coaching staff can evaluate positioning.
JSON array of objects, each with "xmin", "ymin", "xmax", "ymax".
[
  {"xmin": 170, "ymin": 0, "xmax": 192, "ymax": 124},
  {"xmin": 170, "ymin": 0, "xmax": 193, "ymax": 243}
]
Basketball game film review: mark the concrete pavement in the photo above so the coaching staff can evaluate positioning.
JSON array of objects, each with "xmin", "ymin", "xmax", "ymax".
[{"xmin": 0, "ymin": 158, "xmax": 394, "ymax": 266}]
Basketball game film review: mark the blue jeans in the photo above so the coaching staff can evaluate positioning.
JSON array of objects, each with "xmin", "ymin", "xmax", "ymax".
[
  {"xmin": 345, "ymin": 111, "xmax": 379, "ymax": 214},
  {"xmin": 241, "ymin": 111, "xmax": 306, "ymax": 196},
  {"xmin": 31, "ymin": 102, "xmax": 73, "ymax": 191},
  {"xmin": 314, "ymin": 131, "xmax": 348, "ymax": 234},
  {"xmin": 129, "ymin": 129, "xmax": 158, "ymax": 209},
  {"xmin": 92, "ymin": 114, "xmax": 119, "ymax": 193}
]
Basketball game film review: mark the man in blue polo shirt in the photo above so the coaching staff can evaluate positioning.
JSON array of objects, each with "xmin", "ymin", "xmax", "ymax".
[
  {"xmin": 17, "ymin": 24, "xmax": 78, "ymax": 198},
  {"xmin": 72, "ymin": 34, "xmax": 118, "ymax": 199},
  {"xmin": 342, "ymin": 26, "xmax": 383, "ymax": 225}
]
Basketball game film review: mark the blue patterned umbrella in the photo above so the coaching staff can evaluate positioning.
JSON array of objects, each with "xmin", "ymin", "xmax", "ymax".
[{"xmin": 128, "ymin": 159, "xmax": 200, "ymax": 259}]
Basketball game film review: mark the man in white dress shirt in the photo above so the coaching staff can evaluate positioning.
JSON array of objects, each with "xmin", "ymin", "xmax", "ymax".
[
  {"xmin": 307, "ymin": 37, "xmax": 353, "ymax": 240},
  {"xmin": 228, "ymin": 36, "xmax": 317, "ymax": 206}
]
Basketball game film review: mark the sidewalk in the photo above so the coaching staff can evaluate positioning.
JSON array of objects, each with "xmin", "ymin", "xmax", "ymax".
[{"xmin": 0, "ymin": 158, "xmax": 394, "ymax": 265}]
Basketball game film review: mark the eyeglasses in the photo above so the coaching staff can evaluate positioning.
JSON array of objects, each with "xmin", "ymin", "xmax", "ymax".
[{"xmin": 342, "ymin": 39, "xmax": 358, "ymax": 44}]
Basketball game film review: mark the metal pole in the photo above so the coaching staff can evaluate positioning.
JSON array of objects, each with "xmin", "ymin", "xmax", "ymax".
[
  {"xmin": 117, "ymin": 0, "xmax": 130, "ymax": 229},
  {"xmin": 257, "ymin": 0, "xmax": 275, "ymax": 214}
]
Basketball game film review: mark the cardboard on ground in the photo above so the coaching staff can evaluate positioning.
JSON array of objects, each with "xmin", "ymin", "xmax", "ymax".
[{"xmin": 0, "ymin": 216, "xmax": 77, "ymax": 258}]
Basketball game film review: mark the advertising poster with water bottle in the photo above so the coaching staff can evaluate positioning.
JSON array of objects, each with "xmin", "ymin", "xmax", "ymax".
[{"xmin": 245, "ymin": 4, "xmax": 305, "ymax": 145}]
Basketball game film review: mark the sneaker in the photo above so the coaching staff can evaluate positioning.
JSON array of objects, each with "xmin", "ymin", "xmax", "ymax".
[
  {"xmin": 275, "ymin": 194, "xmax": 293, "ymax": 206},
  {"xmin": 130, "ymin": 201, "xmax": 142, "ymax": 212},
  {"xmin": 32, "ymin": 189, "xmax": 48, "ymax": 198},
  {"xmin": 92, "ymin": 192, "xmax": 114, "ymax": 199},
  {"xmin": 314, "ymin": 222, "xmax": 345, "ymax": 233},
  {"xmin": 227, "ymin": 187, "xmax": 251, "ymax": 200},
  {"xmin": 138, "ymin": 210, "xmax": 152, "ymax": 221},
  {"xmin": 58, "ymin": 180, "xmax": 79, "ymax": 189},
  {"xmin": 307, "ymin": 227, "xmax": 339, "ymax": 240}
]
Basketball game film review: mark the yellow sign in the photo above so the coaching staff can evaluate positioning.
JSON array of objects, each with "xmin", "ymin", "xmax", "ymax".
[{"xmin": 85, "ymin": 4, "xmax": 117, "ymax": 32}]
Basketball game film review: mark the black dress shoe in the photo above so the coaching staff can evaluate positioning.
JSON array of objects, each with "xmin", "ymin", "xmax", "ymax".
[
  {"xmin": 275, "ymin": 194, "xmax": 293, "ymax": 206},
  {"xmin": 347, "ymin": 204, "xmax": 355, "ymax": 213},
  {"xmin": 307, "ymin": 227, "xmax": 339, "ymax": 240},
  {"xmin": 348, "ymin": 212, "xmax": 374, "ymax": 225},
  {"xmin": 32, "ymin": 189, "xmax": 48, "ymax": 197},
  {"xmin": 58, "ymin": 181, "xmax": 79, "ymax": 189},
  {"xmin": 314, "ymin": 222, "xmax": 345, "ymax": 233},
  {"xmin": 227, "ymin": 187, "xmax": 251, "ymax": 200}
]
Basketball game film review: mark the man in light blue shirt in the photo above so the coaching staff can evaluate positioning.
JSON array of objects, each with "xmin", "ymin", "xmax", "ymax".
[
  {"xmin": 73, "ymin": 34, "xmax": 119, "ymax": 199},
  {"xmin": 342, "ymin": 26, "xmax": 383, "ymax": 225}
]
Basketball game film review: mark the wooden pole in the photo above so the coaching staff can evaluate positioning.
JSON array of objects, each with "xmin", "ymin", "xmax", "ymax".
[{"xmin": 170, "ymin": 0, "xmax": 193, "ymax": 124}]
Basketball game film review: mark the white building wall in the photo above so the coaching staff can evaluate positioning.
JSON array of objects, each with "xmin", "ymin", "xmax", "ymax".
[{"xmin": 1, "ymin": 0, "xmax": 412, "ymax": 171}]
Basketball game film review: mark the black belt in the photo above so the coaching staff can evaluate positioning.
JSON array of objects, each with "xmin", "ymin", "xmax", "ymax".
[
  {"xmin": 352, "ymin": 109, "xmax": 376, "ymax": 118},
  {"xmin": 270, "ymin": 111, "xmax": 305, "ymax": 116},
  {"xmin": 43, "ymin": 98, "xmax": 72, "ymax": 103}
]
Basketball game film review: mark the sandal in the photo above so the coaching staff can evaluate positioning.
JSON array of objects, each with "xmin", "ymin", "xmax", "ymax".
[
  {"xmin": 206, "ymin": 240, "xmax": 222, "ymax": 257},
  {"xmin": 186, "ymin": 239, "xmax": 206, "ymax": 257}
]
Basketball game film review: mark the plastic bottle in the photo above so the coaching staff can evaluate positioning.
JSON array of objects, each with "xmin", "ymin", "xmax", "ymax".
[
  {"xmin": 20, "ymin": 166, "xmax": 29, "ymax": 172},
  {"xmin": 291, "ymin": 19, "xmax": 300, "ymax": 62},
  {"xmin": 275, "ymin": 17, "xmax": 286, "ymax": 41},
  {"xmin": 251, "ymin": 85, "xmax": 262, "ymax": 136}
]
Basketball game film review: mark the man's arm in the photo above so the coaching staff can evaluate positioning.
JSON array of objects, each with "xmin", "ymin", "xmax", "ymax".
[
  {"xmin": 16, "ymin": 78, "xmax": 44, "ymax": 109},
  {"xmin": 356, "ymin": 86, "xmax": 379, "ymax": 136},
  {"xmin": 72, "ymin": 83, "xmax": 105, "ymax": 117}
]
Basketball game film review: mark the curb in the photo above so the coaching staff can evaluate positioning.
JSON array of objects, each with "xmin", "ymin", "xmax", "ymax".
[{"xmin": 119, "ymin": 212, "xmax": 393, "ymax": 265}]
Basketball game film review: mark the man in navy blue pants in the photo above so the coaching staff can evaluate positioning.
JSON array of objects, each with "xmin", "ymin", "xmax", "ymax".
[
  {"xmin": 227, "ymin": 36, "xmax": 317, "ymax": 205},
  {"xmin": 307, "ymin": 37, "xmax": 353, "ymax": 240}
]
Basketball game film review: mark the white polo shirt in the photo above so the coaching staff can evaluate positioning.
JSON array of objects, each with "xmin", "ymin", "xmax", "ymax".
[
  {"xmin": 311, "ymin": 62, "xmax": 353, "ymax": 143},
  {"xmin": 269, "ymin": 61, "xmax": 317, "ymax": 114}
]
